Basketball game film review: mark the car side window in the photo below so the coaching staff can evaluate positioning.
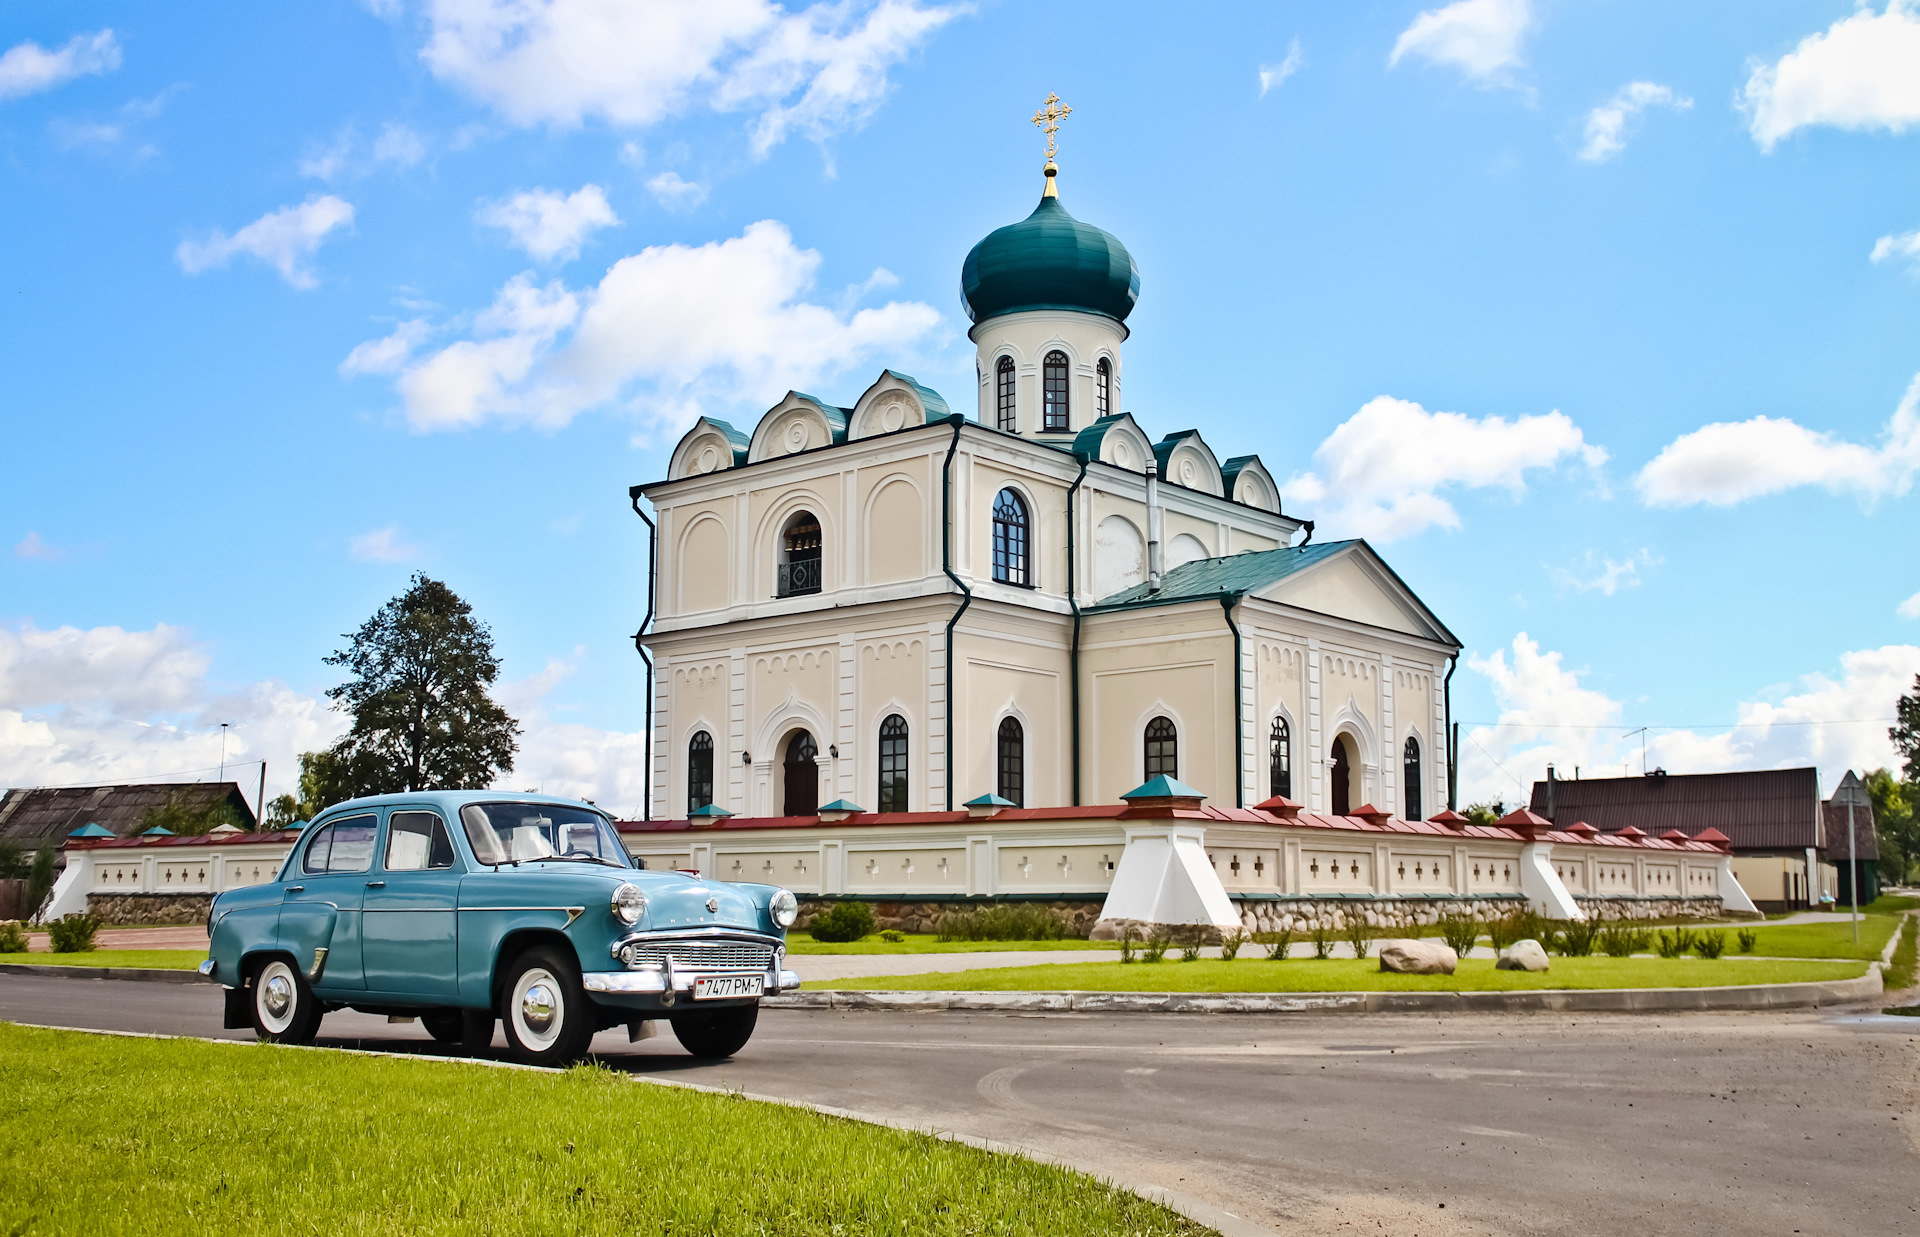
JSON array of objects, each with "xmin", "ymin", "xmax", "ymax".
[
  {"xmin": 385, "ymin": 811, "xmax": 455, "ymax": 872},
  {"xmin": 302, "ymin": 814, "xmax": 376, "ymax": 875}
]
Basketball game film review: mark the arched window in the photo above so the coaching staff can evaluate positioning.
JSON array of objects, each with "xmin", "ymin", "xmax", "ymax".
[
  {"xmin": 1330, "ymin": 734, "xmax": 1354, "ymax": 816},
  {"xmin": 1144, "ymin": 716, "xmax": 1178, "ymax": 781},
  {"xmin": 991, "ymin": 488, "xmax": 1030, "ymax": 587},
  {"xmin": 687, "ymin": 731, "xmax": 714, "ymax": 812},
  {"xmin": 777, "ymin": 511, "xmax": 822, "ymax": 597},
  {"xmin": 1403, "ymin": 736, "xmax": 1422, "ymax": 822},
  {"xmin": 877, "ymin": 714, "xmax": 909, "ymax": 813},
  {"xmin": 1096, "ymin": 357, "xmax": 1111, "ymax": 418},
  {"xmin": 1269, "ymin": 717, "xmax": 1291, "ymax": 800},
  {"xmin": 995, "ymin": 356, "xmax": 1016, "ymax": 432},
  {"xmin": 997, "ymin": 717, "xmax": 1024, "ymax": 806},
  {"xmin": 1042, "ymin": 351, "xmax": 1069, "ymax": 431},
  {"xmin": 782, "ymin": 730, "xmax": 818, "ymax": 816}
]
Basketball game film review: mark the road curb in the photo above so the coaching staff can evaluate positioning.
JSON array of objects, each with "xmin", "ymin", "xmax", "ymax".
[
  {"xmin": 0, "ymin": 962, "xmax": 205, "ymax": 985},
  {"xmin": 765, "ymin": 969, "xmax": 1882, "ymax": 1014}
]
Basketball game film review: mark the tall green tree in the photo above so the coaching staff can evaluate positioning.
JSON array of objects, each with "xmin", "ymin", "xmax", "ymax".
[
  {"xmin": 320, "ymin": 573, "xmax": 520, "ymax": 799},
  {"xmin": 1864, "ymin": 767, "xmax": 1916, "ymax": 885},
  {"xmin": 1894, "ymin": 673, "xmax": 1920, "ymax": 783}
]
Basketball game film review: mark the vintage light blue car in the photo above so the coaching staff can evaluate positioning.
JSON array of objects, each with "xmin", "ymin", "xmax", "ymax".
[{"xmin": 202, "ymin": 791, "xmax": 800, "ymax": 1065}]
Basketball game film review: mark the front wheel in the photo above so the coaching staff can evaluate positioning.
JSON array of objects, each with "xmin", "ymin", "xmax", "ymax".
[
  {"xmin": 250, "ymin": 957, "xmax": 323, "ymax": 1045},
  {"xmin": 670, "ymin": 1003, "xmax": 759, "ymax": 1059},
  {"xmin": 499, "ymin": 947, "xmax": 594, "ymax": 1067}
]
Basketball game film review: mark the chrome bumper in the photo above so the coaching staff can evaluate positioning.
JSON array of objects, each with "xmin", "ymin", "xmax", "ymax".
[{"xmin": 582, "ymin": 968, "xmax": 801, "ymax": 996}]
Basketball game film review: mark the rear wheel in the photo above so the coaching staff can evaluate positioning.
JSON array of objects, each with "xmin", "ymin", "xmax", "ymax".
[
  {"xmin": 670, "ymin": 1003, "xmax": 759, "ymax": 1059},
  {"xmin": 250, "ymin": 957, "xmax": 322, "ymax": 1045},
  {"xmin": 499, "ymin": 947, "xmax": 594, "ymax": 1067},
  {"xmin": 421, "ymin": 1011, "xmax": 464, "ymax": 1044}
]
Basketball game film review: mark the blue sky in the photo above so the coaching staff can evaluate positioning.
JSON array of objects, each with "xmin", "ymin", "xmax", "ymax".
[{"xmin": 4, "ymin": 0, "xmax": 1920, "ymax": 817}]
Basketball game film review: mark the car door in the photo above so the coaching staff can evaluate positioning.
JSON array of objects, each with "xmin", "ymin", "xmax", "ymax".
[
  {"xmin": 360, "ymin": 808, "xmax": 462, "ymax": 998},
  {"xmin": 278, "ymin": 813, "xmax": 375, "ymax": 992}
]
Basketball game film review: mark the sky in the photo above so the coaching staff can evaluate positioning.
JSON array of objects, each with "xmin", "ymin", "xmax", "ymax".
[{"xmin": 4, "ymin": 0, "xmax": 1920, "ymax": 819}]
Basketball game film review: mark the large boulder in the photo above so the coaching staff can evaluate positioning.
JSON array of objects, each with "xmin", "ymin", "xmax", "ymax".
[
  {"xmin": 1496, "ymin": 939, "xmax": 1551, "ymax": 972},
  {"xmin": 1378, "ymin": 939, "xmax": 1458, "ymax": 975}
]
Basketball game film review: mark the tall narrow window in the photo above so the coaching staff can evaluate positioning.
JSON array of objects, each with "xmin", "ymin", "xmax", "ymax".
[
  {"xmin": 777, "ymin": 511, "xmax": 822, "ymax": 597},
  {"xmin": 877, "ymin": 714, "xmax": 909, "ymax": 813},
  {"xmin": 1096, "ymin": 357, "xmax": 1111, "ymax": 418},
  {"xmin": 992, "ymin": 488, "xmax": 1030, "ymax": 586},
  {"xmin": 1144, "ymin": 716, "xmax": 1178, "ymax": 781},
  {"xmin": 1330, "ymin": 734, "xmax": 1354, "ymax": 816},
  {"xmin": 997, "ymin": 717, "xmax": 1025, "ymax": 806},
  {"xmin": 1269, "ymin": 717, "xmax": 1292, "ymax": 800},
  {"xmin": 782, "ymin": 730, "xmax": 818, "ymax": 816},
  {"xmin": 1042, "ymin": 351, "xmax": 1069, "ymax": 431},
  {"xmin": 1403, "ymin": 736, "xmax": 1422, "ymax": 822},
  {"xmin": 687, "ymin": 731, "xmax": 714, "ymax": 812},
  {"xmin": 995, "ymin": 356, "xmax": 1016, "ymax": 432}
]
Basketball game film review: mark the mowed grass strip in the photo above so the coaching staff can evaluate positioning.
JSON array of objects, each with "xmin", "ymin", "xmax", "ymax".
[
  {"xmin": 1730, "ymin": 915, "xmax": 1901, "ymax": 961},
  {"xmin": 0, "ymin": 949, "xmax": 207, "ymax": 970},
  {"xmin": 811, "ymin": 956, "xmax": 1869, "ymax": 993},
  {"xmin": 0, "ymin": 1024, "xmax": 1208, "ymax": 1237},
  {"xmin": 788, "ymin": 933, "xmax": 1119, "ymax": 955}
]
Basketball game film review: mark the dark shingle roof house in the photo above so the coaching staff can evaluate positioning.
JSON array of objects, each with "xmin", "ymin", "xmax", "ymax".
[
  {"xmin": 0, "ymin": 782, "xmax": 257, "ymax": 848},
  {"xmin": 1527, "ymin": 768, "xmax": 1823, "ymax": 852}
]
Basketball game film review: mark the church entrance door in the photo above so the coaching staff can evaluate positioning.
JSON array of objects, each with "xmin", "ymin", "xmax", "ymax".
[
  {"xmin": 783, "ymin": 731, "xmax": 818, "ymax": 816},
  {"xmin": 1330, "ymin": 735, "xmax": 1353, "ymax": 816}
]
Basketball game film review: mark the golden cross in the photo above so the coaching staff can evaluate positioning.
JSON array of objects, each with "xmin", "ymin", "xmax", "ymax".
[{"xmin": 1031, "ymin": 92, "xmax": 1072, "ymax": 163}]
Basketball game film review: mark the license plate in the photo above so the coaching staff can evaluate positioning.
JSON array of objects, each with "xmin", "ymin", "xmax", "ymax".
[{"xmin": 692, "ymin": 974, "xmax": 764, "ymax": 1000}]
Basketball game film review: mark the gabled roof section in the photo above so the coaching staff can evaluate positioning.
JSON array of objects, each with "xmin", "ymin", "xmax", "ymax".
[
  {"xmin": 0, "ymin": 782, "xmax": 258, "ymax": 846},
  {"xmin": 1089, "ymin": 541, "xmax": 1350, "ymax": 609},
  {"xmin": 666, "ymin": 416, "xmax": 751, "ymax": 480},
  {"xmin": 1151, "ymin": 429, "xmax": 1223, "ymax": 497},
  {"xmin": 883, "ymin": 370, "xmax": 951, "ymax": 420},
  {"xmin": 848, "ymin": 370, "xmax": 953, "ymax": 440},
  {"xmin": 746, "ymin": 391, "xmax": 852, "ymax": 462},
  {"xmin": 1069, "ymin": 412, "xmax": 1153, "ymax": 470},
  {"xmin": 1220, "ymin": 455, "xmax": 1280, "ymax": 513},
  {"xmin": 1528, "ymin": 768, "xmax": 1823, "ymax": 851}
]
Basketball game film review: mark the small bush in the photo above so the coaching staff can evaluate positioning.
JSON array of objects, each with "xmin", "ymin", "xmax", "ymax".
[
  {"xmin": 1310, "ymin": 923, "xmax": 1334, "ymax": 959},
  {"xmin": 807, "ymin": 901, "xmax": 876, "ymax": 943},
  {"xmin": 878, "ymin": 929, "xmax": 904, "ymax": 943},
  {"xmin": 1693, "ymin": 930, "xmax": 1727, "ymax": 960},
  {"xmin": 1486, "ymin": 909, "xmax": 1531, "ymax": 951},
  {"xmin": 1141, "ymin": 933, "xmax": 1169, "ymax": 963},
  {"xmin": 1557, "ymin": 917, "xmax": 1599, "ymax": 958},
  {"xmin": 1737, "ymin": 928, "xmax": 1758, "ymax": 954},
  {"xmin": 1119, "ymin": 926, "xmax": 1136, "ymax": 964},
  {"xmin": 1219, "ymin": 929, "xmax": 1248, "ymax": 962},
  {"xmin": 1177, "ymin": 927, "xmax": 1204, "ymax": 963},
  {"xmin": 1342, "ymin": 909, "xmax": 1373, "ymax": 959},
  {"xmin": 1255, "ymin": 928, "xmax": 1294, "ymax": 961},
  {"xmin": 933, "ymin": 904, "xmax": 1067, "ymax": 942},
  {"xmin": 1655, "ymin": 926, "xmax": 1698, "ymax": 959},
  {"xmin": 47, "ymin": 912, "xmax": 100, "ymax": 953},
  {"xmin": 0, "ymin": 919, "xmax": 27, "ymax": 953},
  {"xmin": 1598, "ymin": 920, "xmax": 1642, "ymax": 957},
  {"xmin": 1436, "ymin": 912, "xmax": 1478, "ymax": 958}
]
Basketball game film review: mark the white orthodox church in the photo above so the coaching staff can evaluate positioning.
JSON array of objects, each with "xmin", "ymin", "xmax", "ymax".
[{"xmin": 626, "ymin": 131, "xmax": 1751, "ymax": 933}]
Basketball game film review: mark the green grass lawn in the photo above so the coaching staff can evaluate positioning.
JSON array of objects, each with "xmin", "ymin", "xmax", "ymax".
[
  {"xmin": 0, "ymin": 949, "xmax": 207, "ymax": 970},
  {"xmin": 788, "ymin": 932, "xmax": 1117, "ymax": 955},
  {"xmin": 0, "ymin": 1024, "xmax": 1206, "ymax": 1237},
  {"xmin": 1727, "ymin": 915, "xmax": 1902, "ymax": 961},
  {"xmin": 811, "ymin": 955, "xmax": 1868, "ymax": 993}
]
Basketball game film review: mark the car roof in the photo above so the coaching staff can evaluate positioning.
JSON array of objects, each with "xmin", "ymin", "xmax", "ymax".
[{"xmin": 315, "ymin": 790, "xmax": 608, "ymax": 817}]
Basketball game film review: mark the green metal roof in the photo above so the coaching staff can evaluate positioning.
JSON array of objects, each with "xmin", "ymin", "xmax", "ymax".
[
  {"xmin": 1121, "ymin": 775, "xmax": 1205, "ymax": 800},
  {"xmin": 880, "ymin": 371, "xmax": 951, "ymax": 421},
  {"xmin": 67, "ymin": 822, "xmax": 113, "ymax": 838},
  {"xmin": 961, "ymin": 192, "xmax": 1138, "ymax": 326},
  {"xmin": 1069, "ymin": 413, "xmax": 1131, "ymax": 462},
  {"xmin": 1087, "ymin": 541, "xmax": 1358, "ymax": 610}
]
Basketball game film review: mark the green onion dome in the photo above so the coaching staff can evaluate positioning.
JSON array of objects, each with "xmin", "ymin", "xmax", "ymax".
[{"xmin": 960, "ymin": 188, "xmax": 1139, "ymax": 327}]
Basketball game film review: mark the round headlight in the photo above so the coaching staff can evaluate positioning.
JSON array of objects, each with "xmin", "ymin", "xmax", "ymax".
[
  {"xmin": 611, "ymin": 882, "xmax": 647, "ymax": 926},
  {"xmin": 769, "ymin": 888, "xmax": 799, "ymax": 929}
]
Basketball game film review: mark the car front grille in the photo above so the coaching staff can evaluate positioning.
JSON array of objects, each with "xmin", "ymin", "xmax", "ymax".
[{"xmin": 621, "ymin": 940, "xmax": 774, "ymax": 972}]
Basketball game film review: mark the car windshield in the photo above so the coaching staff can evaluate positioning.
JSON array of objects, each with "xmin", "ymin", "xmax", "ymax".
[{"xmin": 458, "ymin": 803, "xmax": 630, "ymax": 868}]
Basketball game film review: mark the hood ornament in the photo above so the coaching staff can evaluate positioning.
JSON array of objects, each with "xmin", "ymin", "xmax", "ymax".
[{"xmin": 705, "ymin": 897, "xmax": 720, "ymax": 913}]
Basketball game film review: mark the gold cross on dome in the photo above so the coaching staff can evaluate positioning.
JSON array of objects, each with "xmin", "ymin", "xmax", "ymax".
[{"xmin": 1031, "ymin": 92, "xmax": 1072, "ymax": 162}]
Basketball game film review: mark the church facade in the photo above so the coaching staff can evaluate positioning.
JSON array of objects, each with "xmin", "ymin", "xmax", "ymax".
[{"xmin": 629, "ymin": 152, "xmax": 1754, "ymax": 931}]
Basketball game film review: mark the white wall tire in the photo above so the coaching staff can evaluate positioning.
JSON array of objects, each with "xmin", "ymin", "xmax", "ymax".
[
  {"xmin": 499, "ymin": 946, "xmax": 593, "ymax": 1066},
  {"xmin": 250, "ymin": 957, "xmax": 322, "ymax": 1045}
]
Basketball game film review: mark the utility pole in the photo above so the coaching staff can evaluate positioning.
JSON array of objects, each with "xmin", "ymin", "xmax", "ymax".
[
  {"xmin": 217, "ymin": 722, "xmax": 230, "ymax": 785},
  {"xmin": 1833, "ymin": 770, "xmax": 1869, "ymax": 944},
  {"xmin": 256, "ymin": 760, "xmax": 267, "ymax": 830}
]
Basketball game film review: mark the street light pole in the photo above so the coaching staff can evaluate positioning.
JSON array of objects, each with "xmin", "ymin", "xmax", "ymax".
[{"xmin": 1833, "ymin": 770, "xmax": 1869, "ymax": 946}]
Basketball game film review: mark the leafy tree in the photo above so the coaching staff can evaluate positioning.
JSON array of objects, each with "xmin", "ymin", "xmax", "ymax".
[
  {"xmin": 138, "ymin": 791, "xmax": 247, "ymax": 836},
  {"xmin": 1864, "ymin": 767, "xmax": 1916, "ymax": 885},
  {"xmin": 321, "ymin": 573, "xmax": 520, "ymax": 797},
  {"xmin": 1464, "ymin": 800, "xmax": 1506, "ymax": 829},
  {"xmin": 26, "ymin": 846, "xmax": 54, "ymax": 921},
  {"xmin": 1893, "ymin": 674, "xmax": 1920, "ymax": 783},
  {"xmin": 0, "ymin": 840, "xmax": 25, "ymax": 881}
]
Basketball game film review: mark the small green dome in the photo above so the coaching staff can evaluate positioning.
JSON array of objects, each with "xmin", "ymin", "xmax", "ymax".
[{"xmin": 960, "ymin": 191, "xmax": 1139, "ymax": 326}]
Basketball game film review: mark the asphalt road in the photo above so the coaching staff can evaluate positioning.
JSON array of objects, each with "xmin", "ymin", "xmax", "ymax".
[{"xmin": 4, "ymin": 973, "xmax": 1917, "ymax": 1236}]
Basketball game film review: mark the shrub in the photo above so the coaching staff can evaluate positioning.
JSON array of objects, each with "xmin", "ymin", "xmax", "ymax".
[
  {"xmin": 0, "ymin": 919, "xmax": 27, "ymax": 953},
  {"xmin": 1436, "ymin": 912, "xmax": 1479, "ymax": 958},
  {"xmin": 25, "ymin": 846, "xmax": 54, "ymax": 921},
  {"xmin": 47, "ymin": 912, "xmax": 100, "ymax": 953},
  {"xmin": 1178, "ymin": 928, "xmax": 1204, "ymax": 962},
  {"xmin": 1310, "ymin": 923, "xmax": 1334, "ymax": 959},
  {"xmin": 1693, "ymin": 930, "xmax": 1727, "ymax": 960},
  {"xmin": 878, "ymin": 929, "xmax": 904, "ymax": 943},
  {"xmin": 1119, "ymin": 926, "xmax": 1136, "ymax": 964},
  {"xmin": 1255, "ymin": 928, "xmax": 1294, "ymax": 961},
  {"xmin": 1141, "ymin": 933, "xmax": 1169, "ymax": 963},
  {"xmin": 1598, "ymin": 920, "xmax": 1642, "ymax": 957},
  {"xmin": 1219, "ymin": 929, "xmax": 1248, "ymax": 962},
  {"xmin": 1487, "ymin": 908, "xmax": 1531, "ymax": 951},
  {"xmin": 1737, "ymin": 928, "xmax": 1758, "ymax": 954},
  {"xmin": 934, "ymin": 904, "xmax": 1068, "ymax": 942},
  {"xmin": 1341, "ymin": 909, "xmax": 1373, "ymax": 959},
  {"xmin": 807, "ymin": 901, "xmax": 876, "ymax": 943},
  {"xmin": 1655, "ymin": 927, "xmax": 1698, "ymax": 959},
  {"xmin": 1557, "ymin": 917, "xmax": 1599, "ymax": 958}
]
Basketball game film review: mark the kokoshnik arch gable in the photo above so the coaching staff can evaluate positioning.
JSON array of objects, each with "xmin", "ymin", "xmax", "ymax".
[{"xmin": 624, "ymin": 104, "xmax": 1758, "ymax": 936}]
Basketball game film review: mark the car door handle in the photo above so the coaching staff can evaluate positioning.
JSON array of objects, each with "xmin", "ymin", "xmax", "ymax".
[
  {"xmin": 365, "ymin": 881, "xmax": 386, "ymax": 888},
  {"xmin": 285, "ymin": 886, "xmax": 304, "ymax": 893}
]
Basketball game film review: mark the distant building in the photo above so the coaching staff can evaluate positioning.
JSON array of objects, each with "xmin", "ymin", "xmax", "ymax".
[
  {"xmin": 1528, "ymin": 768, "xmax": 1834, "ymax": 912},
  {"xmin": 1824, "ymin": 798, "xmax": 1879, "ymax": 906},
  {"xmin": 0, "ymin": 782, "xmax": 258, "ymax": 849}
]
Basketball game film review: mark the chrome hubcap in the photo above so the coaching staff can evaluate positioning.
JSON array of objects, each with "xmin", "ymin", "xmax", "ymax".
[
  {"xmin": 520, "ymin": 983, "xmax": 556, "ymax": 1033},
  {"xmin": 263, "ymin": 975, "xmax": 292, "ymax": 1017}
]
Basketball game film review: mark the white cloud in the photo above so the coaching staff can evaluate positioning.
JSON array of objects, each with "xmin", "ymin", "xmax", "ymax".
[
  {"xmin": 1389, "ymin": 0, "xmax": 1531, "ymax": 85},
  {"xmin": 1636, "ymin": 373, "xmax": 1920, "ymax": 507},
  {"xmin": 175, "ymin": 196, "xmax": 355, "ymax": 289},
  {"xmin": 1579, "ymin": 81, "xmax": 1691, "ymax": 162},
  {"xmin": 1550, "ymin": 548, "xmax": 1659, "ymax": 596},
  {"xmin": 339, "ymin": 319, "xmax": 432, "ymax": 377},
  {"xmin": 14, "ymin": 531, "xmax": 65, "ymax": 561},
  {"xmin": 645, "ymin": 171, "xmax": 708, "ymax": 211},
  {"xmin": 1871, "ymin": 227, "xmax": 1920, "ymax": 271},
  {"xmin": 1899, "ymin": 591, "xmax": 1920, "ymax": 619},
  {"xmin": 1279, "ymin": 395, "xmax": 1606, "ymax": 541},
  {"xmin": 0, "ymin": 29, "xmax": 121, "ymax": 101},
  {"xmin": 373, "ymin": 122, "xmax": 426, "ymax": 167},
  {"xmin": 301, "ymin": 123, "xmax": 428, "ymax": 180},
  {"xmin": 1742, "ymin": 1, "xmax": 1920, "ymax": 152},
  {"xmin": 1461, "ymin": 633, "xmax": 1920, "ymax": 806},
  {"xmin": 352, "ymin": 219, "xmax": 942, "ymax": 433},
  {"xmin": 1259, "ymin": 39, "xmax": 1303, "ymax": 97},
  {"xmin": 478, "ymin": 184, "xmax": 620, "ymax": 261},
  {"xmin": 348, "ymin": 526, "xmax": 417, "ymax": 562},
  {"xmin": 496, "ymin": 653, "xmax": 650, "ymax": 814},
  {"xmin": 418, "ymin": 0, "xmax": 961, "ymax": 154}
]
